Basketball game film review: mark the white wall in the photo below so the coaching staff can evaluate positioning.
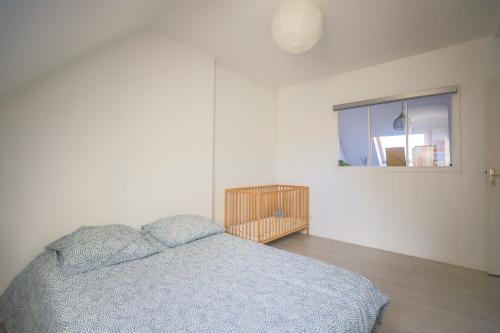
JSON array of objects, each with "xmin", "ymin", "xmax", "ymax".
[
  {"xmin": 276, "ymin": 36, "xmax": 500, "ymax": 270},
  {"xmin": 213, "ymin": 66, "xmax": 276, "ymax": 224},
  {"xmin": 0, "ymin": 30, "xmax": 215, "ymax": 292}
]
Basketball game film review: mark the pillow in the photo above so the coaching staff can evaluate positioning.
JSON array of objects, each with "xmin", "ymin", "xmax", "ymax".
[
  {"xmin": 140, "ymin": 231, "xmax": 168, "ymax": 252},
  {"xmin": 46, "ymin": 224, "xmax": 158, "ymax": 274},
  {"xmin": 141, "ymin": 215, "xmax": 223, "ymax": 248}
]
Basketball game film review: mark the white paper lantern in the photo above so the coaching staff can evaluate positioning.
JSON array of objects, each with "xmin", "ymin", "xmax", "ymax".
[{"xmin": 272, "ymin": 0, "xmax": 322, "ymax": 54}]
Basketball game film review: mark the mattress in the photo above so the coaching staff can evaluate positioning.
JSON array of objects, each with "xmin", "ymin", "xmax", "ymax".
[
  {"xmin": 227, "ymin": 216, "xmax": 306, "ymax": 241},
  {"xmin": 0, "ymin": 233, "xmax": 389, "ymax": 332}
]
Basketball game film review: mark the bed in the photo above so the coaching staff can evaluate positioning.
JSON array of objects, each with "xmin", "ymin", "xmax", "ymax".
[{"xmin": 0, "ymin": 220, "xmax": 389, "ymax": 333}]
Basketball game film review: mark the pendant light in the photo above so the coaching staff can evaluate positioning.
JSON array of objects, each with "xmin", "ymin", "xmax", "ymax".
[
  {"xmin": 393, "ymin": 102, "xmax": 408, "ymax": 130},
  {"xmin": 272, "ymin": 0, "xmax": 322, "ymax": 54}
]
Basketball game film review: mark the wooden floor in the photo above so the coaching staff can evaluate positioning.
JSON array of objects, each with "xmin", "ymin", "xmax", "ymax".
[
  {"xmin": 270, "ymin": 233, "xmax": 500, "ymax": 333},
  {"xmin": 2, "ymin": 233, "xmax": 499, "ymax": 333}
]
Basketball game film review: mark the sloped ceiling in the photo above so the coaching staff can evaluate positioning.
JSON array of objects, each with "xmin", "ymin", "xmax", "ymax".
[
  {"xmin": 1, "ymin": 0, "xmax": 499, "ymax": 96},
  {"xmin": 0, "ymin": 0, "xmax": 173, "ymax": 97},
  {"xmin": 153, "ymin": 0, "xmax": 500, "ymax": 88}
]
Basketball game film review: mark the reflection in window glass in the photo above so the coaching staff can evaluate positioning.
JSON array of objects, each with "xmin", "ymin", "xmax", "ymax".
[
  {"xmin": 338, "ymin": 107, "xmax": 368, "ymax": 166},
  {"xmin": 370, "ymin": 101, "xmax": 406, "ymax": 167},
  {"xmin": 373, "ymin": 134, "xmax": 426, "ymax": 167},
  {"xmin": 407, "ymin": 94, "xmax": 452, "ymax": 167}
]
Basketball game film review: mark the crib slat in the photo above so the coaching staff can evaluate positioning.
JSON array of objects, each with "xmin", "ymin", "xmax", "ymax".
[
  {"xmin": 259, "ymin": 193, "xmax": 263, "ymax": 242},
  {"xmin": 246, "ymin": 193, "xmax": 249, "ymax": 240},
  {"xmin": 238, "ymin": 192, "xmax": 242, "ymax": 239},
  {"xmin": 224, "ymin": 189, "xmax": 228, "ymax": 232}
]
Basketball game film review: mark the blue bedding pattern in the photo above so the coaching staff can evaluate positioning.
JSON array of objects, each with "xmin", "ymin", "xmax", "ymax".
[{"xmin": 0, "ymin": 233, "xmax": 389, "ymax": 332}]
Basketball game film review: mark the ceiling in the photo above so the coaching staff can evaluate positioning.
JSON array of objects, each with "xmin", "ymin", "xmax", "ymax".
[
  {"xmin": 154, "ymin": 0, "xmax": 500, "ymax": 88},
  {"xmin": 1, "ymin": 0, "xmax": 499, "ymax": 96}
]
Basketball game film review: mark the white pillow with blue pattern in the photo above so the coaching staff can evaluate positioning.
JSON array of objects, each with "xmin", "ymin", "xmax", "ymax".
[
  {"xmin": 46, "ymin": 224, "xmax": 158, "ymax": 274},
  {"xmin": 141, "ymin": 215, "xmax": 223, "ymax": 248}
]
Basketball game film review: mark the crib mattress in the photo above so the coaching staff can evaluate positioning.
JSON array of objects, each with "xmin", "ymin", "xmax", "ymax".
[{"xmin": 227, "ymin": 216, "xmax": 306, "ymax": 242}]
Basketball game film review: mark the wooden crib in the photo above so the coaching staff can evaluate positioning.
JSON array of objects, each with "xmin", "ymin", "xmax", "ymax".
[{"xmin": 224, "ymin": 185, "xmax": 309, "ymax": 243}]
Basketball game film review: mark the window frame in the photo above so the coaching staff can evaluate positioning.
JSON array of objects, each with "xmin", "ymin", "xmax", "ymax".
[{"xmin": 334, "ymin": 86, "xmax": 462, "ymax": 173}]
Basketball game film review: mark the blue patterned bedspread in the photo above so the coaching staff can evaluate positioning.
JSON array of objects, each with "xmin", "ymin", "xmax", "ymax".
[{"xmin": 0, "ymin": 233, "xmax": 389, "ymax": 332}]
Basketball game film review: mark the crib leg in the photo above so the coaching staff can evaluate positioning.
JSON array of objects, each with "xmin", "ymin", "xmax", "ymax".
[{"xmin": 305, "ymin": 227, "xmax": 310, "ymax": 235}]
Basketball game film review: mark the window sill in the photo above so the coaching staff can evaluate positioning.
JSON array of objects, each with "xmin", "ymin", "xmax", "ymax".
[{"xmin": 334, "ymin": 165, "xmax": 462, "ymax": 174}]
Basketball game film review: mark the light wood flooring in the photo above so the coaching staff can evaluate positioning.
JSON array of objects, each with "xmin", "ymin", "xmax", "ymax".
[
  {"xmin": 1, "ymin": 233, "xmax": 499, "ymax": 333},
  {"xmin": 270, "ymin": 233, "xmax": 500, "ymax": 333}
]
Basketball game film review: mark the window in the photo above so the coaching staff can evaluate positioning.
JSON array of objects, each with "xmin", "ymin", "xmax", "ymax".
[
  {"xmin": 335, "ymin": 87, "xmax": 457, "ymax": 169},
  {"xmin": 338, "ymin": 107, "xmax": 369, "ymax": 166}
]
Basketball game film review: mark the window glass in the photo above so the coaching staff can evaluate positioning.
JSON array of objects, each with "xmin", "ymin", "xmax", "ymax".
[
  {"xmin": 407, "ymin": 94, "xmax": 452, "ymax": 167},
  {"xmin": 338, "ymin": 106, "xmax": 368, "ymax": 166},
  {"xmin": 370, "ymin": 101, "xmax": 407, "ymax": 167},
  {"xmin": 336, "ymin": 92, "xmax": 454, "ymax": 168}
]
